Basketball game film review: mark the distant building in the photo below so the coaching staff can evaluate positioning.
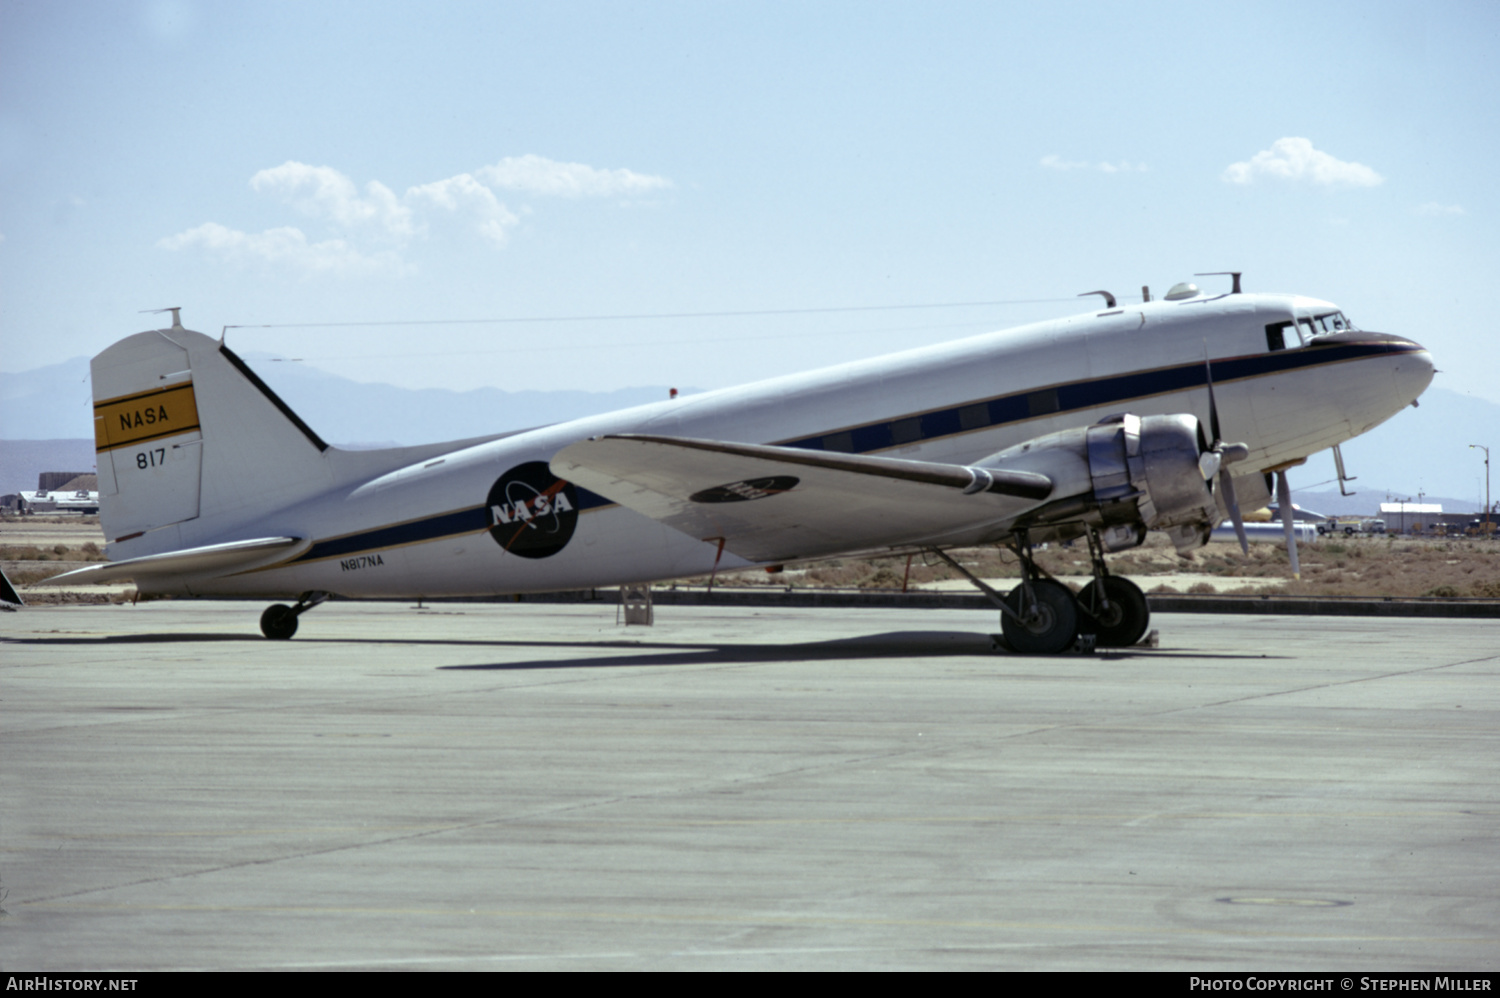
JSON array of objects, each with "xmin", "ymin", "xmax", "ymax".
[
  {"xmin": 1380, "ymin": 501, "xmax": 1440, "ymax": 534},
  {"xmin": 13, "ymin": 472, "xmax": 100, "ymax": 514},
  {"xmin": 17, "ymin": 489, "xmax": 99, "ymax": 514},
  {"xmin": 38, "ymin": 471, "xmax": 97, "ymax": 492}
]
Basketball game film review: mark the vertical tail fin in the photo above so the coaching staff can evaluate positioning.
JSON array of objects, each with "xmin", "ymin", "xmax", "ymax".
[{"xmin": 93, "ymin": 321, "xmax": 334, "ymax": 553}]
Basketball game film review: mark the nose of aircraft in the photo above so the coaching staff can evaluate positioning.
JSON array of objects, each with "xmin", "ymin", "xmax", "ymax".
[{"xmin": 1393, "ymin": 335, "xmax": 1435, "ymax": 406}]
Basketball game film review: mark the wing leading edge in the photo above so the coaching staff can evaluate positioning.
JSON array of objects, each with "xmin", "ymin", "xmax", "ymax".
[{"xmin": 552, "ymin": 434, "xmax": 1054, "ymax": 563}]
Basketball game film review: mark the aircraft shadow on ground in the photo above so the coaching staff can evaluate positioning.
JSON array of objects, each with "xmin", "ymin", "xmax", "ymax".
[
  {"xmin": 437, "ymin": 630, "xmax": 999, "ymax": 670},
  {"xmin": 2, "ymin": 632, "xmax": 265, "ymax": 645},
  {"xmin": 2, "ymin": 628, "xmax": 1285, "ymax": 665},
  {"xmin": 431, "ymin": 631, "xmax": 1282, "ymax": 670}
]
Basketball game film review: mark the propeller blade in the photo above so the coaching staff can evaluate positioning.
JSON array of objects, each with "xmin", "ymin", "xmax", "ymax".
[
  {"xmin": 1219, "ymin": 469, "xmax": 1249, "ymax": 554},
  {"xmin": 1277, "ymin": 470, "xmax": 1301, "ymax": 579},
  {"xmin": 1204, "ymin": 346, "xmax": 1250, "ymax": 554},
  {"xmin": 1204, "ymin": 352, "xmax": 1223, "ymax": 443}
]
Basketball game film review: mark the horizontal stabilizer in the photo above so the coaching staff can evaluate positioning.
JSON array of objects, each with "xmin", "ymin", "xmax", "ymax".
[
  {"xmin": 553, "ymin": 434, "xmax": 1054, "ymax": 562},
  {"xmin": 38, "ymin": 536, "xmax": 309, "ymax": 587}
]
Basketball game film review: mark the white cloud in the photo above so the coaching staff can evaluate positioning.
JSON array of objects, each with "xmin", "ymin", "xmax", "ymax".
[
  {"xmin": 156, "ymin": 222, "xmax": 396, "ymax": 275},
  {"xmin": 1041, "ymin": 154, "xmax": 1147, "ymax": 173},
  {"xmin": 405, "ymin": 173, "xmax": 520, "ymax": 245},
  {"xmin": 477, "ymin": 154, "xmax": 672, "ymax": 197},
  {"xmin": 1414, "ymin": 202, "xmax": 1464, "ymax": 216},
  {"xmin": 251, "ymin": 161, "xmax": 414, "ymax": 237},
  {"xmin": 1222, "ymin": 137, "xmax": 1383, "ymax": 187},
  {"xmin": 162, "ymin": 155, "xmax": 670, "ymax": 274},
  {"xmin": 1040, "ymin": 154, "xmax": 1088, "ymax": 171}
]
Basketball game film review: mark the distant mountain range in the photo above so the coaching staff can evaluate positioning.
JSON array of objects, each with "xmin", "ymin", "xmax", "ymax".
[
  {"xmin": 0, "ymin": 353, "xmax": 687, "ymax": 449},
  {"xmin": 3, "ymin": 354, "xmax": 1495, "ymax": 513}
]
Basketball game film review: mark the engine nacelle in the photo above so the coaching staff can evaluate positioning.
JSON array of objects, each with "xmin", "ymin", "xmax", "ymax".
[{"xmin": 977, "ymin": 413, "xmax": 1221, "ymax": 552}]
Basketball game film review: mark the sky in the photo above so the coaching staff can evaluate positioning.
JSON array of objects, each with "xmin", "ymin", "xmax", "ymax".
[{"xmin": 2, "ymin": 0, "xmax": 1497, "ymax": 408}]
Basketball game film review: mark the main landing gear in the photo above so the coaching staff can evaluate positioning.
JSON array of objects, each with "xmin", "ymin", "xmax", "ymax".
[
  {"xmin": 1074, "ymin": 527, "xmax": 1150, "ymax": 648},
  {"xmin": 930, "ymin": 527, "xmax": 1150, "ymax": 654},
  {"xmin": 259, "ymin": 591, "xmax": 329, "ymax": 640},
  {"xmin": 1001, "ymin": 576, "xmax": 1079, "ymax": 655}
]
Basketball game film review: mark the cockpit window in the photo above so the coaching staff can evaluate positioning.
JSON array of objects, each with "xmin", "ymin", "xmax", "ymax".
[
  {"xmin": 1265, "ymin": 320, "xmax": 1292, "ymax": 352},
  {"xmin": 1308, "ymin": 311, "xmax": 1358, "ymax": 336},
  {"xmin": 1270, "ymin": 309, "xmax": 1358, "ymax": 352}
]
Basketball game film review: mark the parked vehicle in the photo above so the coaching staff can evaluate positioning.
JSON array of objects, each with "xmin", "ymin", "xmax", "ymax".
[{"xmin": 1319, "ymin": 517, "xmax": 1385, "ymax": 536}]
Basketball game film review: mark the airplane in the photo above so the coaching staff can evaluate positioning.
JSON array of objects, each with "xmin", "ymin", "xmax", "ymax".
[{"xmin": 37, "ymin": 276, "xmax": 1434, "ymax": 652}]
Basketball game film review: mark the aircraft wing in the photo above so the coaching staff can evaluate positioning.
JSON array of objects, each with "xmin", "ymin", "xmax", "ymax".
[
  {"xmin": 38, "ymin": 536, "xmax": 310, "ymax": 587},
  {"xmin": 552, "ymin": 434, "xmax": 1053, "ymax": 563}
]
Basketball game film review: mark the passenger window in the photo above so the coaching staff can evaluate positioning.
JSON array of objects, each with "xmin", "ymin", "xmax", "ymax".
[
  {"xmin": 1026, "ymin": 389, "xmax": 1059, "ymax": 416},
  {"xmin": 823, "ymin": 431, "xmax": 855, "ymax": 453},
  {"xmin": 891, "ymin": 416, "xmax": 922, "ymax": 445}
]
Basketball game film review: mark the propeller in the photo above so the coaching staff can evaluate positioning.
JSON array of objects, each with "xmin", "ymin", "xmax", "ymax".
[
  {"xmin": 1202, "ymin": 352, "xmax": 1251, "ymax": 554},
  {"xmin": 1277, "ymin": 470, "xmax": 1302, "ymax": 579}
]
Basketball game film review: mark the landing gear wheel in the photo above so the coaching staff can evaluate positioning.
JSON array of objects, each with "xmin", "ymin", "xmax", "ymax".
[
  {"xmin": 1077, "ymin": 576, "xmax": 1149, "ymax": 648},
  {"xmin": 260, "ymin": 604, "xmax": 299, "ymax": 640},
  {"xmin": 1001, "ymin": 579, "xmax": 1079, "ymax": 655}
]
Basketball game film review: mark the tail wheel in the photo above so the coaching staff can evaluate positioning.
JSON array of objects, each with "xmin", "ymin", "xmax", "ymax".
[
  {"xmin": 260, "ymin": 604, "xmax": 299, "ymax": 640},
  {"xmin": 1077, "ymin": 576, "xmax": 1149, "ymax": 648},
  {"xmin": 1001, "ymin": 580, "xmax": 1079, "ymax": 655}
]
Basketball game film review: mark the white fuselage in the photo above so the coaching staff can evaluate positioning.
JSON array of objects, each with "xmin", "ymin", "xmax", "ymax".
[{"xmin": 135, "ymin": 291, "xmax": 1432, "ymax": 598}]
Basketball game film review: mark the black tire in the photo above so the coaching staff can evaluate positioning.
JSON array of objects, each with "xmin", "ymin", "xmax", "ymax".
[
  {"xmin": 1344, "ymin": 526, "xmax": 1355, "ymax": 535},
  {"xmin": 260, "ymin": 604, "xmax": 299, "ymax": 640},
  {"xmin": 1076, "ymin": 575, "xmax": 1149, "ymax": 648},
  {"xmin": 1001, "ymin": 580, "xmax": 1079, "ymax": 655}
]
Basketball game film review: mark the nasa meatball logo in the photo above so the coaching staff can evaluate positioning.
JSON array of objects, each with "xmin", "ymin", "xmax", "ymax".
[
  {"xmin": 689, "ymin": 475, "xmax": 799, "ymax": 504},
  {"xmin": 486, "ymin": 462, "xmax": 580, "ymax": 559}
]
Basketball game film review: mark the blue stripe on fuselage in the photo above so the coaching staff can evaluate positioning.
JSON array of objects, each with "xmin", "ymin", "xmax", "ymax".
[{"xmin": 289, "ymin": 337, "xmax": 1419, "ymax": 564}]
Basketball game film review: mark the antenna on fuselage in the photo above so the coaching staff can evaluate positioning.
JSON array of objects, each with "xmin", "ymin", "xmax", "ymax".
[
  {"xmin": 1078, "ymin": 290, "xmax": 1117, "ymax": 308},
  {"xmin": 141, "ymin": 306, "xmax": 183, "ymax": 329},
  {"xmin": 1195, "ymin": 271, "xmax": 1243, "ymax": 294}
]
